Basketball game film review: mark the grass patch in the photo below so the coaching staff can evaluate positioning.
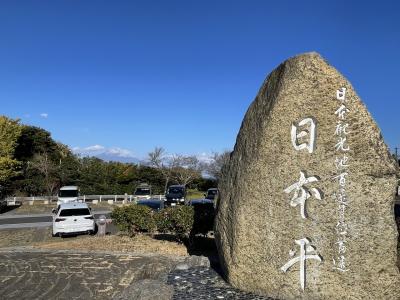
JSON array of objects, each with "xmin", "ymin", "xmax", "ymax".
[{"xmin": 186, "ymin": 189, "xmax": 205, "ymax": 200}]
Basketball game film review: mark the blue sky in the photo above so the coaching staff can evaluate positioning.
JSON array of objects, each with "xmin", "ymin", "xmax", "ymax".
[{"xmin": 1, "ymin": 1, "xmax": 399, "ymax": 160}]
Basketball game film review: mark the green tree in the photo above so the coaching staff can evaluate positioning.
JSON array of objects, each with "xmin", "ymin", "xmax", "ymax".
[
  {"xmin": 57, "ymin": 143, "xmax": 80, "ymax": 187},
  {"xmin": 11, "ymin": 125, "xmax": 79, "ymax": 195},
  {"xmin": 14, "ymin": 125, "xmax": 58, "ymax": 161},
  {"xmin": 0, "ymin": 116, "xmax": 22, "ymax": 186},
  {"xmin": 78, "ymin": 157, "xmax": 108, "ymax": 194},
  {"xmin": 135, "ymin": 166, "xmax": 165, "ymax": 194}
]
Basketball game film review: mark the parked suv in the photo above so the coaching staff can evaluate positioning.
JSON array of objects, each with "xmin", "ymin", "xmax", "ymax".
[
  {"xmin": 165, "ymin": 185, "xmax": 186, "ymax": 206},
  {"xmin": 52, "ymin": 203, "xmax": 95, "ymax": 237},
  {"xmin": 57, "ymin": 186, "xmax": 80, "ymax": 205},
  {"xmin": 134, "ymin": 183, "xmax": 152, "ymax": 200}
]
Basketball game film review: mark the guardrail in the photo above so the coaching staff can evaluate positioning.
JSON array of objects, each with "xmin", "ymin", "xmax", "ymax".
[{"xmin": 4, "ymin": 195, "xmax": 166, "ymax": 206}]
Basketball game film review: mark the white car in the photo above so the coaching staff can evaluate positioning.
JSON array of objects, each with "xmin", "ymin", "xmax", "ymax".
[{"xmin": 52, "ymin": 203, "xmax": 95, "ymax": 237}]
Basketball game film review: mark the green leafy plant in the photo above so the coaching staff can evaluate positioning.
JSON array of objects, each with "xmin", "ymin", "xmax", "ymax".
[
  {"xmin": 111, "ymin": 204, "xmax": 156, "ymax": 236},
  {"xmin": 153, "ymin": 208, "xmax": 172, "ymax": 233},
  {"xmin": 111, "ymin": 204, "xmax": 216, "ymax": 244},
  {"xmin": 168, "ymin": 206, "xmax": 194, "ymax": 241}
]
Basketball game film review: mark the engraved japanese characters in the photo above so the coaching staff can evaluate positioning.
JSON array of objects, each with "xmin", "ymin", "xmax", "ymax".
[{"xmin": 215, "ymin": 52, "xmax": 399, "ymax": 300}]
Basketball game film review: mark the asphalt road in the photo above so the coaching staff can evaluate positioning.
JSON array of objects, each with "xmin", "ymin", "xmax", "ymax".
[
  {"xmin": 0, "ymin": 212, "xmax": 113, "ymax": 230},
  {"xmin": 0, "ymin": 212, "xmax": 111, "ymax": 224}
]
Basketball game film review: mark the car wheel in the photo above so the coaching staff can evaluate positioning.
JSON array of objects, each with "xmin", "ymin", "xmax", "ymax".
[{"xmin": 52, "ymin": 232, "xmax": 58, "ymax": 237}]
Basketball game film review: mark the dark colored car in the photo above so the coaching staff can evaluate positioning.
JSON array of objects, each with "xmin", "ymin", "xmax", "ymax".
[
  {"xmin": 165, "ymin": 185, "xmax": 186, "ymax": 206},
  {"xmin": 188, "ymin": 198, "xmax": 214, "ymax": 209},
  {"xmin": 0, "ymin": 199, "xmax": 5, "ymax": 212},
  {"xmin": 204, "ymin": 188, "xmax": 218, "ymax": 200},
  {"xmin": 137, "ymin": 199, "xmax": 164, "ymax": 211},
  {"xmin": 187, "ymin": 198, "xmax": 215, "ymax": 235},
  {"xmin": 395, "ymin": 204, "xmax": 400, "ymax": 218}
]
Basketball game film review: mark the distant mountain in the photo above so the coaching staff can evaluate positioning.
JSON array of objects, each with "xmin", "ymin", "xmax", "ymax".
[
  {"xmin": 94, "ymin": 153, "xmax": 142, "ymax": 164},
  {"xmin": 72, "ymin": 145, "xmax": 143, "ymax": 164}
]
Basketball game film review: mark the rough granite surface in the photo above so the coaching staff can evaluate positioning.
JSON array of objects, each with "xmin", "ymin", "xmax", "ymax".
[
  {"xmin": 215, "ymin": 52, "xmax": 400, "ymax": 299},
  {"xmin": 168, "ymin": 267, "xmax": 276, "ymax": 300}
]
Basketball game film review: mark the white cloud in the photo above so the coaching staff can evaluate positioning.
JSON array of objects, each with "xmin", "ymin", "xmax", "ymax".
[
  {"xmin": 84, "ymin": 145, "xmax": 105, "ymax": 152},
  {"xmin": 108, "ymin": 147, "xmax": 134, "ymax": 158},
  {"xmin": 196, "ymin": 152, "xmax": 214, "ymax": 164},
  {"xmin": 73, "ymin": 144, "xmax": 137, "ymax": 161},
  {"xmin": 40, "ymin": 113, "xmax": 48, "ymax": 118}
]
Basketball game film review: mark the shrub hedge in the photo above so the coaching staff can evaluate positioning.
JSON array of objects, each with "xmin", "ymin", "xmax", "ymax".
[
  {"xmin": 168, "ymin": 205, "xmax": 194, "ymax": 240},
  {"xmin": 111, "ymin": 205, "xmax": 156, "ymax": 236},
  {"xmin": 111, "ymin": 204, "xmax": 214, "ymax": 240}
]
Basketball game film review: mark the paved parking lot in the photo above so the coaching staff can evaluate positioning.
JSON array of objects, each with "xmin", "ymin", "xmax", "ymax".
[{"xmin": 0, "ymin": 250, "xmax": 178, "ymax": 300}]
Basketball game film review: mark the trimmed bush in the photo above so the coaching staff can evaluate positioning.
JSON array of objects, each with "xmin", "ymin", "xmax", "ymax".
[
  {"xmin": 168, "ymin": 206, "xmax": 194, "ymax": 240},
  {"xmin": 111, "ymin": 204, "xmax": 156, "ymax": 236},
  {"xmin": 111, "ymin": 204, "xmax": 214, "ymax": 242},
  {"xmin": 153, "ymin": 208, "xmax": 173, "ymax": 233},
  {"xmin": 154, "ymin": 206, "xmax": 195, "ymax": 240}
]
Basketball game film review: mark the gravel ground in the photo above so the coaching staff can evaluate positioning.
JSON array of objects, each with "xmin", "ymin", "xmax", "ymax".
[{"xmin": 168, "ymin": 267, "xmax": 277, "ymax": 300}]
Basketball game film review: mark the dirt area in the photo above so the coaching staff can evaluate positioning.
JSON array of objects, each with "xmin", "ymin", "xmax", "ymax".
[
  {"xmin": 0, "ymin": 227, "xmax": 188, "ymax": 256},
  {"xmin": 0, "ymin": 227, "xmax": 52, "ymax": 248},
  {"xmin": 33, "ymin": 234, "xmax": 189, "ymax": 256}
]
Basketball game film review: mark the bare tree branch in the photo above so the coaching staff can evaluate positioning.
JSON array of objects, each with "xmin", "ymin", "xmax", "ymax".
[
  {"xmin": 29, "ymin": 153, "xmax": 60, "ymax": 195},
  {"xmin": 203, "ymin": 151, "xmax": 231, "ymax": 182},
  {"xmin": 170, "ymin": 154, "xmax": 203, "ymax": 186},
  {"xmin": 148, "ymin": 147, "xmax": 172, "ymax": 193}
]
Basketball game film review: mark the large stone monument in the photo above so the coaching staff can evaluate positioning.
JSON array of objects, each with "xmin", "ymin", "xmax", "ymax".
[{"xmin": 215, "ymin": 52, "xmax": 400, "ymax": 299}]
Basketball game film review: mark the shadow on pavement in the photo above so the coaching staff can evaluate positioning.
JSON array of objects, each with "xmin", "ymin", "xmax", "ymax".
[
  {"xmin": 153, "ymin": 233, "xmax": 222, "ymax": 275},
  {"xmin": 0, "ymin": 204, "xmax": 21, "ymax": 214}
]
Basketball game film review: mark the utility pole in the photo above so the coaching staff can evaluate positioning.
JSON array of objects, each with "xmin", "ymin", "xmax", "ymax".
[{"xmin": 395, "ymin": 147, "xmax": 399, "ymax": 166}]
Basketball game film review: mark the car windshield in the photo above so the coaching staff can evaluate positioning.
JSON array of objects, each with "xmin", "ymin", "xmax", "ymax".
[
  {"xmin": 135, "ymin": 188, "xmax": 150, "ymax": 195},
  {"xmin": 168, "ymin": 187, "xmax": 183, "ymax": 194},
  {"xmin": 59, "ymin": 190, "xmax": 78, "ymax": 197},
  {"xmin": 59, "ymin": 208, "xmax": 90, "ymax": 216},
  {"xmin": 208, "ymin": 190, "xmax": 218, "ymax": 196}
]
